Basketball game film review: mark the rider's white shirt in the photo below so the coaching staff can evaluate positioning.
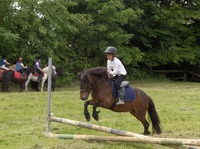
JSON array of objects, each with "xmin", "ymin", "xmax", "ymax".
[{"xmin": 107, "ymin": 57, "xmax": 127, "ymax": 76}]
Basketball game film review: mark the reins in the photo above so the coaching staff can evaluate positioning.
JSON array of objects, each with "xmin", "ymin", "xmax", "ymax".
[{"xmin": 80, "ymin": 76, "xmax": 105, "ymax": 93}]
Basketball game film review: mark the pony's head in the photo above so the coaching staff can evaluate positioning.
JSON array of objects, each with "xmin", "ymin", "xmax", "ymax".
[
  {"xmin": 28, "ymin": 66, "xmax": 35, "ymax": 74},
  {"xmin": 52, "ymin": 65, "xmax": 57, "ymax": 75},
  {"xmin": 56, "ymin": 67, "xmax": 64, "ymax": 76},
  {"xmin": 79, "ymin": 72, "xmax": 91, "ymax": 100},
  {"xmin": 79, "ymin": 67, "xmax": 109, "ymax": 100}
]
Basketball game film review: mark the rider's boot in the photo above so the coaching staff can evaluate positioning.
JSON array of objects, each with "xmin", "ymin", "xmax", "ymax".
[
  {"xmin": 116, "ymin": 89, "xmax": 125, "ymax": 105},
  {"xmin": 21, "ymin": 72, "xmax": 25, "ymax": 79},
  {"xmin": 37, "ymin": 74, "xmax": 42, "ymax": 81}
]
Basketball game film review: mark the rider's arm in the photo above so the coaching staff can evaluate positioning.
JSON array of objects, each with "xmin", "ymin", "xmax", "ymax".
[
  {"xmin": 21, "ymin": 63, "xmax": 27, "ymax": 68},
  {"xmin": 5, "ymin": 60, "xmax": 10, "ymax": 65},
  {"xmin": 36, "ymin": 62, "xmax": 43, "ymax": 71}
]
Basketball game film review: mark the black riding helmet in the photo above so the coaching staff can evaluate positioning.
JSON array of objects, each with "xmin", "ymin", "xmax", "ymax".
[{"xmin": 104, "ymin": 46, "xmax": 117, "ymax": 54}]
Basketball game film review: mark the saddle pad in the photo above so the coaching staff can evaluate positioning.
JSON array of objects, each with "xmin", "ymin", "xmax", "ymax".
[
  {"xmin": 0, "ymin": 69, "xmax": 5, "ymax": 73},
  {"xmin": 112, "ymin": 83, "xmax": 136, "ymax": 102},
  {"xmin": 14, "ymin": 71, "xmax": 21, "ymax": 80},
  {"xmin": 32, "ymin": 74, "xmax": 38, "ymax": 77},
  {"xmin": 32, "ymin": 72, "xmax": 44, "ymax": 77}
]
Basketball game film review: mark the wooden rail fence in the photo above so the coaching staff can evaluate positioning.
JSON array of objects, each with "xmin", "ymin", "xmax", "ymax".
[{"xmin": 152, "ymin": 70, "xmax": 200, "ymax": 81}]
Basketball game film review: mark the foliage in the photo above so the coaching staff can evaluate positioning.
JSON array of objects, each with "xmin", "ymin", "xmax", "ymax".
[
  {"xmin": 127, "ymin": 0, "xmax": 200, "ymax": 68},
  {"xmin": 0, "ymin": 27, "xmax": 19, "ymax": 56},
  {"xmin": 0, "ymin": 0, "xmax": 199, "ymax": 81}
]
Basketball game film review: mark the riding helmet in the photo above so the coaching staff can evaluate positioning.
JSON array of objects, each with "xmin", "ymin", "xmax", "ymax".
[{"xmin": 104, "ymin": 46, "xmax": 117, "ymax": 54}]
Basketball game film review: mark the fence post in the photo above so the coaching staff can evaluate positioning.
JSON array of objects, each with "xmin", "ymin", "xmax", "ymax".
[{"xmin": 46, "ymin": 57, "xmax": 52, "ymax": 133}]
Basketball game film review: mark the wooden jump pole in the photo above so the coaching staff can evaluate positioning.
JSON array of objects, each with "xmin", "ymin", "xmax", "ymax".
[
  {"xmin": 50, "ymin": 115, "xmax": 150, "ymax": 138},
  {"xmin": 48, "ymin": 115, "xmax": 200, "ymax": 147},
  {"xmin": 45, "ymin": 133, "xmax": 200, "ymax": 147}
]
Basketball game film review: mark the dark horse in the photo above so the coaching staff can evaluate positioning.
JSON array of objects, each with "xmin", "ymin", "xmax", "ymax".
[
  {"xmin": 0, "ymin": 66, "xmax": 15, "ymax": 83},
  {"xmin": 2, "ymin": 67, "xmax": 35, "ymax": 92},
  {"xmin": 79, "ymin": 67, "xmax": 162, "ymax": 135},
  {"xmin": 0, "ymin": 69, "xmax": 6, "ymax": 82}
]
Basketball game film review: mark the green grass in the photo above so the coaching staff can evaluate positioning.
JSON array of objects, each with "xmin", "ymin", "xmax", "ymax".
[{"xmin": 1, "ymin": 80, "xmax": 200, "ymax": 149}]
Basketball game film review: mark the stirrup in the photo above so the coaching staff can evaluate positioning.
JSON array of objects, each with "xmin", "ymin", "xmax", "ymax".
[{"xmin": 116, "ymin": 99, "xmax": 124, "ymax": 105}]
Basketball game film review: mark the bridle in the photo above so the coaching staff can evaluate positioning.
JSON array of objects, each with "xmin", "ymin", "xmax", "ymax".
[{"xmin": 80, "ymin": 74, "xmax": 104, "ymax": 94}]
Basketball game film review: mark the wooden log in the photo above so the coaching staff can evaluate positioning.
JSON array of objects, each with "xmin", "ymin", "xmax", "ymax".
[
  {"xmin": 50, "ymin": 116, "xmax": 200, "ymax": 147},
  {"xmin": 152, "ymin": 70, "xmax": 186, "ymax": 73},
  {"xmin": 50, "ymin": 116, "xmax": 150, "ymax": 138},
  {"xmin": 46, "ymin": 133, "xmax": 200, "ymax": 147}
]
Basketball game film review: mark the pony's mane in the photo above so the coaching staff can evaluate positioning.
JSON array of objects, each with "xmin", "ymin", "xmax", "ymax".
[
  {"xmin": 43, "ymin": 65, "xmax": 55, "ymax": 69},
  {"xmin": 85, "ymin": 67, "xmax": 108, "ymax": 78},
  {"xmin": 43, "ymin": 65, "xmax": 56, "ymax": 72}
]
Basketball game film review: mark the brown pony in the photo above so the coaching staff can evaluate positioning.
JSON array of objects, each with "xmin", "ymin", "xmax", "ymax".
[
  {"xmin": 2, "ymin": 67, "xmax": 35, "ymax": 92},
  {"xmin": 79, "ymin": 67, "xmax": 162, "ymax": 135},
  {"xmin": 0, "ymin": 69, "xmax": 6, "ymax": 82},
  {"xmin": 0, "ymin": 64, "xmax": 16, "ymax": 80}
]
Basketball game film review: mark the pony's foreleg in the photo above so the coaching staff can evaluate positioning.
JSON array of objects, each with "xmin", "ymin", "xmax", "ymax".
[
  {"xmin": 84, "ymin": 100, "xmax": 91, "ymax": 121},
  {"xmin": 2, "ymin": 80, "xmax": 9, "ymax": 92},
  {"xmin": 41, "ymin": 76, "xmax": 47, "ymax": 92},
  {"xmin": 92, "ymin": 105, "xmax": 100, "ymax": 121},
  {"xmin": 84, "ymin": 100, "xmax": 95, "ymax": 121},
  {"xmin": 20, "ymin": 82, "xmax": 23, "ymax": 92},
  {"xmin": 25, "ymin": 74, "xmax": 31, "ymax": 92},
  {"xmin": 25, "ymin": 81, "xmax": 29, "ymax": 92},
  {"xmin": 2, "ymin": 82, "xmax": 6, "ymax": 92},
  {"xmin": 41, "ymin": 81, "xmax": 44, "ymax": 92}
]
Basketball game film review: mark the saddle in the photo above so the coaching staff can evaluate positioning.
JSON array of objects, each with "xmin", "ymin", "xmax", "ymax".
[
  {"xmin": 32, "ymin": 72, "xmax": 44, "ymax": 78},
  {"xmin": 14, "ymin": 71, "xmax": 27, "ymax": 80},
  {"xmin": 112, "ymin": 81, "xmax": 136, "ymax": 102}
]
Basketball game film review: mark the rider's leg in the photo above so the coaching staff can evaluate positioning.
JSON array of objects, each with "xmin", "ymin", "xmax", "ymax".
[
  {"xmin": 36, "ymin": 69, "xmax": 42, "ymax": 81},
  {"xmin": 115, "ymin": 75, "xmax": 126, "ymax": 105},
  {"xmin": 18, "ymin": 69, "xmax": 25, "ymax": 79},
  {"xmin": 116, "ymin": 88, "xmax": 125, "ymax": 105},
  {"xmin": 0, "ymin": 65, "xmax": 9, "ymax": 71}
]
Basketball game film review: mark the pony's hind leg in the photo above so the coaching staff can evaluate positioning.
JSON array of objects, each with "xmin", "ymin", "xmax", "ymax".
[
  {"xmin": 20, "ymin": 82, "xmax": 25, "ymax": 92},
  {"xmin": 142, "ymin": 119, "xmax": 150, "ymax": 135},
  {"xmin": 2, "ymin": 80, "xmax": 9, "ymax": 92},
  {"xmin": 130, "ymin": 111, "xmax": 150, "ymax": 135}
]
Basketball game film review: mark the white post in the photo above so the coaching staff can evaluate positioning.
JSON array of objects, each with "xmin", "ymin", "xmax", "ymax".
[{"xmin": 46, "ymin": 57, "xmax": 52, "ymax": 133}]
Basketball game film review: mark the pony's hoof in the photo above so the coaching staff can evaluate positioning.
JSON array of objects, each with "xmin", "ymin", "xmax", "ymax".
[
  {"xmin": 92, "ymin": 114, "xmax": 99, "ymax": 121},
  {"xmin": 85, "ymin": 115, "xmax": 90, "ymax": 121},
  {"xmin": 94, "ymin": 117, "xmax": 99, "ymax": 121},
  {"xmin": 143, "ymin": 131, "xmax": 150, "ymax": 135}
]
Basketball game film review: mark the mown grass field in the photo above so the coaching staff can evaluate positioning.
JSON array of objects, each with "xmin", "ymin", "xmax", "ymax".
[{"xmin": 1, "ymin": 80, "xmax": 200, "ymax": 149}]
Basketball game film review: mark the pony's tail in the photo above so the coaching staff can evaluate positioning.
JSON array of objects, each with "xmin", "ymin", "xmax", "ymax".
[{"xmin": 148, "ymin": 98, "xmax": 162, "ymax": 134}]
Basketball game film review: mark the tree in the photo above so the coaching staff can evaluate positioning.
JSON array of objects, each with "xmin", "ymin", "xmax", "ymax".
[
  {"xmin": 68, "ymin": 0, "xmax": 144, "ymax": 72},
  {"xmin": 0, "ymin": 0, "xmax": 19, "ymax": 57},
  {"xmin": 125, "ymin": 0, "xmax": 200, "ymax": 70},
  {"xmin": 1, "ymin": 0, "xmax": 200, "ymax": 82}
]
